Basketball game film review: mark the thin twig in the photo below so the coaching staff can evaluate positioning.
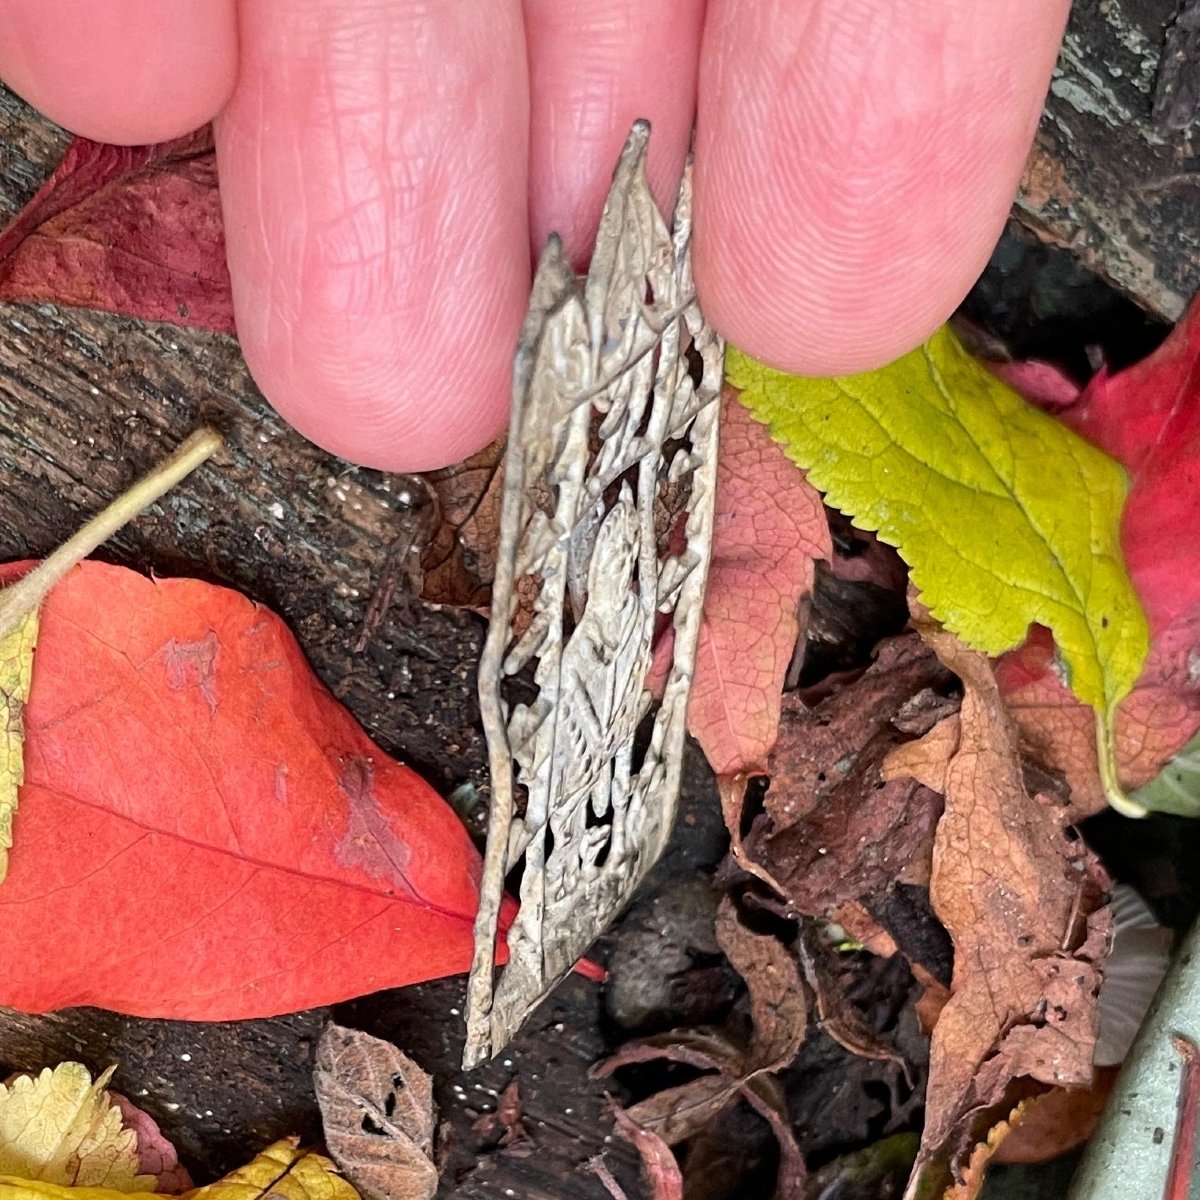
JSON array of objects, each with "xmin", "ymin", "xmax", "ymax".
[{"xmin": 0, "ymin": 426, "xmax": 222, "ymax": 636}]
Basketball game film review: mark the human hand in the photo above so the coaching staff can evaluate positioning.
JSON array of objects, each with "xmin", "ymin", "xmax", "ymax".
[{"xmin": 0, "ymin": 1, "xmax": 1070, "ymax": 472}]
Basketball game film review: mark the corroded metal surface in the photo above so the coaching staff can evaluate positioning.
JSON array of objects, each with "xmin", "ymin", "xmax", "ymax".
[{"xmin": 464, "ymin": 123, "xmax": 723, "ymax": 1067}]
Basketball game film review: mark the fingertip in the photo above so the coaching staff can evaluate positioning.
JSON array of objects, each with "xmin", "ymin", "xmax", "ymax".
[
  {"xmin": 524, "ymin": 0, "xmax": 704, "ymax": 266},
  {"xmin": 217, "ymin": 0, "xmax": 528, "ymax": 472},
  {"xmin": 0, "ymin": 0, "xmax": 237, "ymax": 144},
  {"xmin": 695, "ymin": 0, "xmax": 1070, "ymax": 375},
  {"xmin": 235, "ymin": 289, "xmax": 518, "ymax": 473}
]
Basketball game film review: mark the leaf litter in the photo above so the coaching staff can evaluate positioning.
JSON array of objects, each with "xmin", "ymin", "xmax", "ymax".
[
  {"xmin": 888, "ymin": 617, "xmax": 1110, "ymax": 1197},
  {"xmin": 5, "ymin": 110, "xmax": 1200, "ymax": 1200},
  {"xmin": 730, "ymin": 329, "xmax": 1150, "ymax": 813}
]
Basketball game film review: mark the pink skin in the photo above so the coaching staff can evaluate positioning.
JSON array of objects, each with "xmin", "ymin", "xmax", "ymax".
[{"xmin": 0, "ymin": 0, "xmax": 1070, "ymax": 471}]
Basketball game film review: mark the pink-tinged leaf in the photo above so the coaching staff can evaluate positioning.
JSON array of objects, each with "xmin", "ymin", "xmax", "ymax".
[
  {"xmin": 610, "ymin": 1107, "xmax": 683, "ymax": 1200},
  {"xmin": 0, "ymin": 131, "xmax": 233, "ymax": 333},
  {"xmin": 984, "ymin": 358, "xmax": 1082, "ymax": 412},
  {"xmin": 681, "ymin": 390, "xmax": 830, "ymax": 775},
  {"xmin": 0, "ymin": 560, "xmax": 508, "ymax": 1020},
  {"xmin": 110, "ymin": 1094, "xmax": 192, "ymax": 1194}
]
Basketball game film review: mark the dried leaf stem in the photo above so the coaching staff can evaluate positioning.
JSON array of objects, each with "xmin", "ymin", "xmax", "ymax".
[
  {"xmin": 1097, "ymin": 711, "xmax": 1146, "ymax": 819},
  {"xmin": 0, "ymin": 426, "xmax": 222, "ymax": 636}
]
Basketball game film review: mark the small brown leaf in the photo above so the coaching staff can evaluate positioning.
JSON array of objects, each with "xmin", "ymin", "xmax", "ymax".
[
  {"xmin": 595, "ymin": 1011, "xmax": 808, "ymax": 1196},
  {"xmin": 470, "ymin": 1079, "xmax": 525, "ymax": 1149},
  {"xmin": 625, "ymin": 1076, "xmax": 739, "ymax": 1148},
  {"xmin": 419, "ymin": 438, "xmax": 506, "ymax": 609},
  {"xmin": 314, "ymin": 1024, "xmax": 437, "ymax": 1200},
  {"xmin": 742, "ymin": 634, "xmax": 954, "ymax": 920},
  {"xmin": 713, "ymin": 898, "xmax": 807, "ymax": 1070}
]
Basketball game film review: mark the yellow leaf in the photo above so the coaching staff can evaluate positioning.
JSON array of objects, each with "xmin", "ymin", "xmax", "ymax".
[
  {"xmin": 0, "ymin": 1141, "xmax": 357, "ymax": 1200},
  {"xmin": 0, "ymin": 1064, "xmax": 150, "ymax": 1192},
  {"xmin": 186, "ymin": 1141, "xmax": 356, "ymax": 1200},
  {"xmin": 0, "ymin": 609, "xmax": 37, "ymax": 882},
  {"xmin": 728, "ymin": 329, "xmax": 1149, "ymax": 812}
]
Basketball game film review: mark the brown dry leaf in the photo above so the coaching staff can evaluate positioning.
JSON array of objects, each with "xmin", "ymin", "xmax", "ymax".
[
  {"xmin": 626, "ymin": 1076, "xmax": 739, "ymax": 1149},
  {"xmin": 611, "ymin": 1107, "xmax": 683, "ymax": 1200},
  {"xmin": 740, "ymin": 634, "xmax": 955, "ymax": 918},
  {"xmin": 882, "ymin": 716, "xmax": 961, "ymax": 794},
  {"xmin": 313, "ymin": 1024, "xmax": 437, "ymax": 1200},
  {"xmin": 716, "ymin": 773, "xmax": 787, "ymax": 896},
  {"xmin": 713, "ymin": 897, "xmax": 807, "ymax": 1069},
  {"xmin": 900, "ymin": 622, "xmax": 1110, "ymax": 1197},
  {"xmin": 595, "ymin": 1029, "xmax": 749, "ymax": 1146},
  {"xmin": 596, "ymin": 905, "xmax": 808, "ymax": 1199},
  {"xmin": 419, "ymin": 437, "xmax": 505, "ymax": 608},
  {"xmin": 611, "ymin": 1051, "xmax": 804, "ymax": 1200}
]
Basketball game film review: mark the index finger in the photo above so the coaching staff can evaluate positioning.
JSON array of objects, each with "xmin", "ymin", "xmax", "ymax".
[{"xmin": 694, "ymin": 0, "xmax": 1070, "ymax": 376}]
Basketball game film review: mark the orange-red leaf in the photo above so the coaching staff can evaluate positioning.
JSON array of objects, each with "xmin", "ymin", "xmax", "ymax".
[{"xmin": 0, "ymin": 560, "xmax": 497, "ymax": 1019}]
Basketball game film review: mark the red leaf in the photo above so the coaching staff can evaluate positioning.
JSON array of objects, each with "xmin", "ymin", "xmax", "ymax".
[
  {"xmin": 676, "ymin": 390, "xmax": 830, "ymax": 775},
  {"xmin": 0, "ymin": 131, "xmax": 233, "ymax": 333},
  {"xmin": 995, "ymin": 301, "xmax": 1200, "ymax": 808},
  {"xmin": 1047, "ymin": 311, "xmax": 1200, "ymax": 636},
  {"xmin": 0, "ymin": 560, "xmax": 503, "ymax": 1019}
]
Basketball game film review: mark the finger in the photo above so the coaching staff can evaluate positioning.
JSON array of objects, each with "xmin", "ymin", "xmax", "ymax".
[
  {"xmin": 215, "ymin": 0, "xmax": 529, "ymax": 472},
  {"xmin": 0, "ymin": 0, "xmax": 236, "ymax": 145},
  {"xmin": 695, "ymin": 0, "xmax": 1070, "ymax": 375},
  {"xmin": 524, "ymin": 0, "xmax": 704, "ymax": 265}
]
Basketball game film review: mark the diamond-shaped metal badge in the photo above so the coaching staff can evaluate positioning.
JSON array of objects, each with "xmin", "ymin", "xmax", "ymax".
[{"xmin": 464, "ymin": 122, "xmax": 723, "ymax": 1067}]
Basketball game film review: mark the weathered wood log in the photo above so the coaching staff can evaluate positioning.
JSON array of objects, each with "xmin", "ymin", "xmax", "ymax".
[{"xmin": 1016, "ymin": 0, "xmax": 1200, "ymax": 321}]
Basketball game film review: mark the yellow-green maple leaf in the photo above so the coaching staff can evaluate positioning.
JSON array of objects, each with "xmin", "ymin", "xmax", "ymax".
[
  {"xmin": 0, "ymin": 609, "xmax": 37, "ymax": 881},
  {"xmin": 0, "ymin": 1064, "xmax": 150, "ymax": 1191},
  {"xmin": 727, "ymin": 328, "xmax": 1149, "ymax": 813},
  {"xmin": 0, "ymin": 1140, "xmax": 357, "ymax": 1200}
]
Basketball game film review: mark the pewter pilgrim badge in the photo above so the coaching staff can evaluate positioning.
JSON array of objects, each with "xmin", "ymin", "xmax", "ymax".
[{"xmin": 464, "ymin": 122, "xmax": 723, "ymax": 1067}]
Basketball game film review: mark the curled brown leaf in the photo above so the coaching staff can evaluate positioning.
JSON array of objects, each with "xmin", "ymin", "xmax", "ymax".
[{"xmin": 897, "ymin": 623, "xmax": 1110, "ymax": 1198}]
